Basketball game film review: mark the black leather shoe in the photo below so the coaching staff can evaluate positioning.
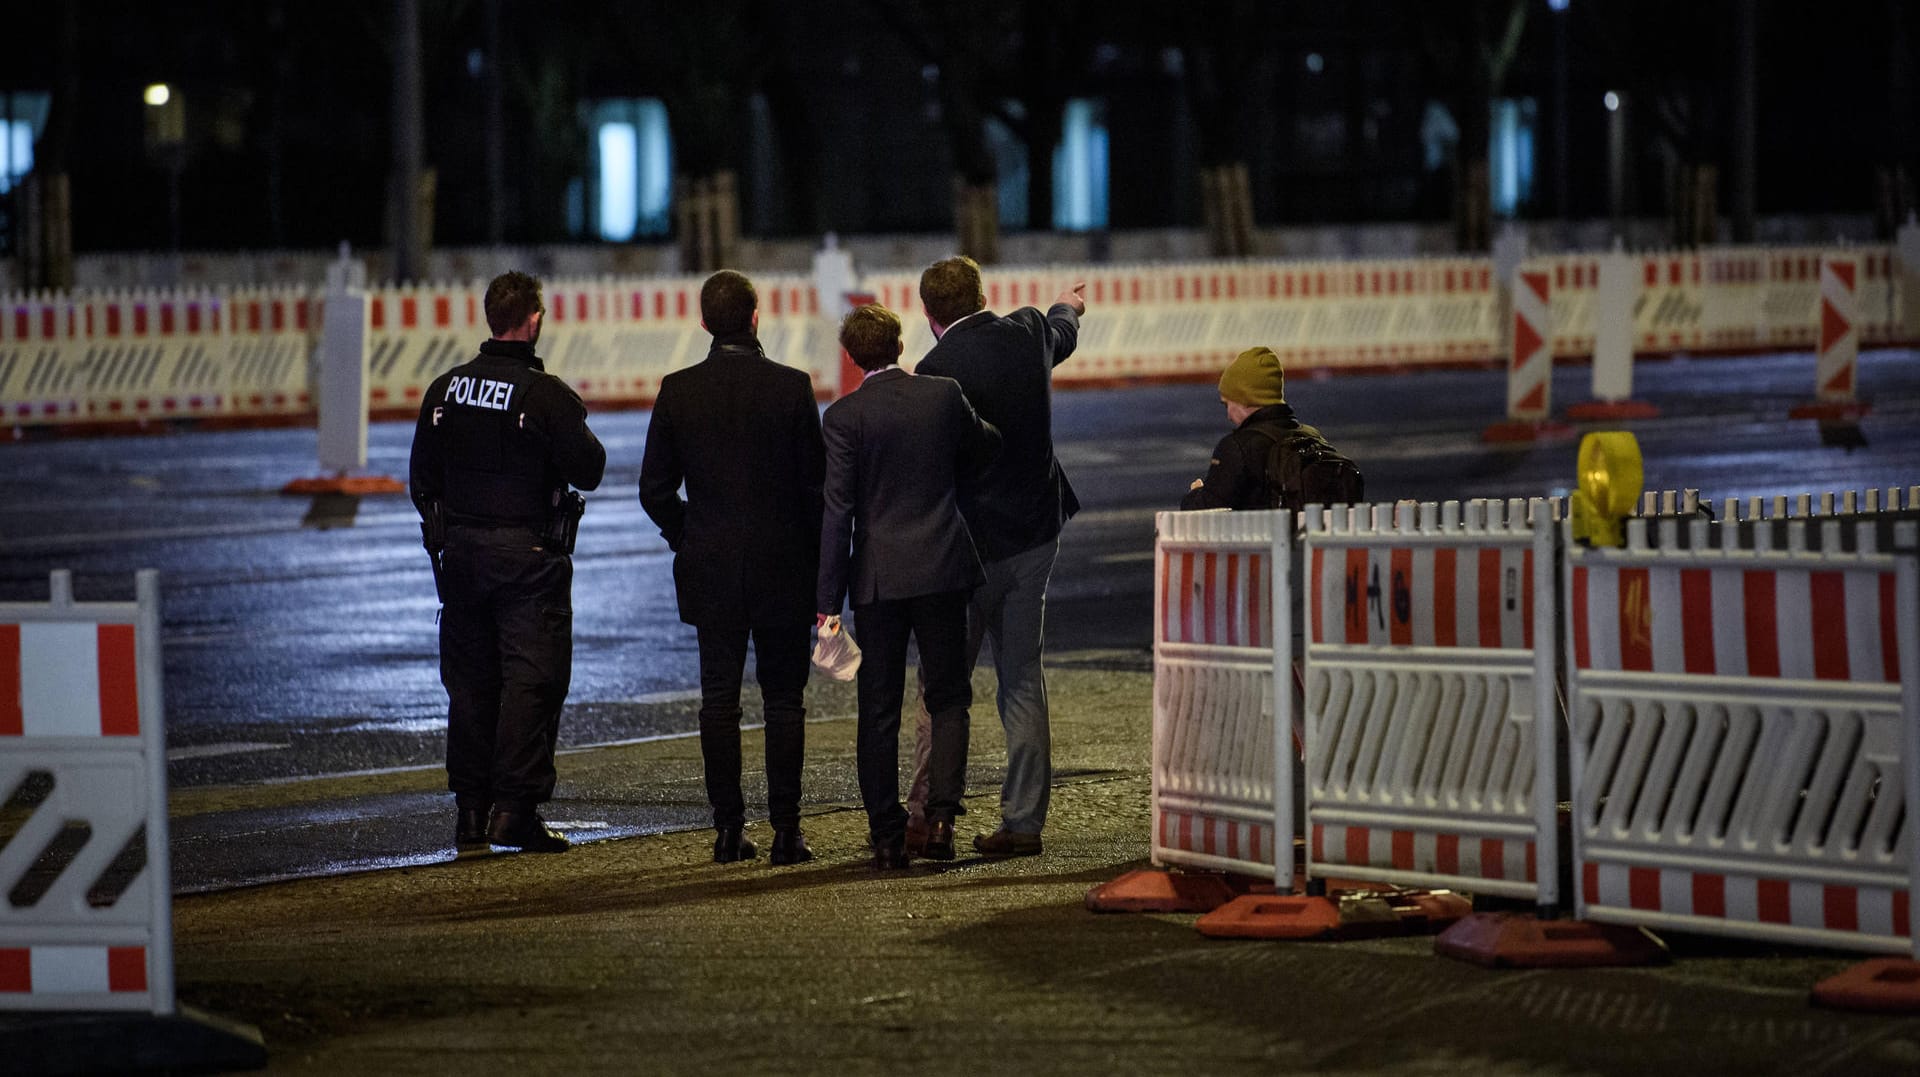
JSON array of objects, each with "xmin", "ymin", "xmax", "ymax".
[
  {"xmin": 487, "ymin": 809, "xmax": 570, "ymax": 853},
  {"xmin": 769, "ymin": 827, "xmax": 814, "ymax": 866},
  {"xmin": 713, "ymin": 827, "xmax": 759, "ymax": 863},
  {"xmin": 922, "ymin": 819, "xmax": 956, "ymax": 861},
  {"xmin": 455, "ymin": 807, "xmax": 490, "ymax": 853},
  {"xmin": 870, "ymin": 836, "xmax": 911, "ymax": 870}
]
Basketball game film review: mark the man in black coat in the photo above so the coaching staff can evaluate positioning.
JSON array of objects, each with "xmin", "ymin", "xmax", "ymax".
[
  {"xmin": 817, "ymin": 303, "xmax": 1001, "ymax": 868},
  {"xmin": 910, "ymin": 256, "xmax": 1085, "ymax": 857},
  {"xmin": 639, "ymin": 270, "xmax": 825, "ymax": 866}
]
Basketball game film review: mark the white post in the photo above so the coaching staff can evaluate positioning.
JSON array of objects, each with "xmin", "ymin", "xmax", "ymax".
[
  {"xmin": 812, "ymin": 234, "xmax": 859, "ymax": 391},
  {"xmin": 1896, "ymin": 213, "xmax": 1920, "ymax": 341},
  {"xmin": 1592, "ymin": 244, "xmax": 1636, "ymax": 403},
  {"xmin": 316, "ymin": 243, "xmax": 370, "ymax": 474},
  {"xmin": 1272, "ymin": 510, "xmax": 1294, "ymax": 894},
  {"xmin": 1531, "ymin": 514, "xmax": 1560, "ymax": 914}
]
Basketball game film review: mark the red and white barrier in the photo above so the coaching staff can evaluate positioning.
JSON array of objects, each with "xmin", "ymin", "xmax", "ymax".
[
  {"xmin": 1565, "ymin": 512, "xmax": 1920, "ymax": 955},
  {"xmin": 1507, "ymin": 270, "xmax": 1552, "ymax": 422},
  {"xmin": 1151, "ymin": 509, "xmax": 1295, "ymax": 885},
  {"xmin": 0, "ymin": 570, "xmax": 175, "ymax": 1014},
  {"xmin": 4, "ymin": 241, "xmax": 1914, "ymax": 427},
  {"xmin": 1301, "ymin": 498, "xmax": 1561, "ymax": 906}
]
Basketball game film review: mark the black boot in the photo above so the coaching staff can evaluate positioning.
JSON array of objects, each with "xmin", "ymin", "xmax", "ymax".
[
  {"xmin": 487, "ymin": 809, "xmax": 570, "ymax": 853},
  {"xmin": 455, "ymin": 806, "xmax": 490, "ymax": 854},
  {"xmin": 713, "ymin": 826, "xmax": 759, "ymax": 863},
  {"xmin": 769, "ymin": 827, "xmax": 814, "ymax": 866}
]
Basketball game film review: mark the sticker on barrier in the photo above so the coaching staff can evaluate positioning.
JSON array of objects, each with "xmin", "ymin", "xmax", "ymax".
[
  {"xmin": 0, "ymin": 570, "xmax": 175, "ymax": 1014},
  {"xmin": 1151, "ymin": 509, "xmax": 1294, "ymax": 884},
  {"xmin": 1302, "ymin": 498, "xmax": 1561, "ymax": 904},
  {"xmin": 1566, "ymin": 512, "xmax": 1920, "ymax": 955}
]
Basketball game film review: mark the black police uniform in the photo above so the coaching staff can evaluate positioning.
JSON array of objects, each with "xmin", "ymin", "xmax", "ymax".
[{"xmin": 409, "ymin": 337, "xmax": 606, "ymax": 826}]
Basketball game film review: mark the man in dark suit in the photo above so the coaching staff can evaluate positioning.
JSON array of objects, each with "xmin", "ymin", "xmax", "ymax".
[
  {"xmin": 817, "ymin": 303, "xmax": 1000, "ymax": 869},
  {"xmin": 639, "ymin": 269, "xmax": 824, "ymax": 867},
  {"xmin": 910, "ymin": 256, "xmax": 1085, "ymax": 857}
]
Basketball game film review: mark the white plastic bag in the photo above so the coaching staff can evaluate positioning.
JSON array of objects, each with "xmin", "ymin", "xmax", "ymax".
[{"xmin": 811, "ymin": 616, "xmax": 862, "ymax": 681}]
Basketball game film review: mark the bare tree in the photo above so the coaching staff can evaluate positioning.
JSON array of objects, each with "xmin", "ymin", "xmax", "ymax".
[{"xmin": 1421, "ymin": 0, "xmax": 1530, "ymax": 252}]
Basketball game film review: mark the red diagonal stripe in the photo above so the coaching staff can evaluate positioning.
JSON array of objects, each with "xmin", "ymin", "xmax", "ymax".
[
  {"xmin": 1819, "ymin": 298, "xmax": 1849, "ymax": 354},
  {"xmin": 1513, "ymin": 314, "xmax": 1543, "ymax": 366},
  {"xmin": 1522, "ymin": 270, "xmax": 1550, "ymax": 305}
]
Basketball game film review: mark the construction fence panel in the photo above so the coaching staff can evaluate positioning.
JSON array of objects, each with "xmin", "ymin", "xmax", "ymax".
[
  {"xmin": 1302, "ymin": 498, "xmax": 1560, "ymax": 903},
  {"xmin": 1151, "ymin": 509, "xmax": 1294, "ymax": 883},
  {"xmin": 0, "ymin": 571, "xmax": 174, "ymax": 1014},
  {"xmin": 1566, "ymin": 508, "xmax": 1920, "ymax": 956}
]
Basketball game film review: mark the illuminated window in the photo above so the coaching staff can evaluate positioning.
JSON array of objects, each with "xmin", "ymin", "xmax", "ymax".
[
  {"xmin": 586, "ymin": 98, "xmax": 671, "ymax": 240},
  {"xmin": 0, "ymin": 93, "xmax": 50, "ymax": 196},
  {"xmin": 1053, "ymin": 98, "xmax": 1108, "ymax": 231},
  {"xmin": 0, "ymin": 121, "xmax": 31, "ymax": 195},
  {"xmin": 1490, "ymin": 97, "xmax": 1538, "ymax": 216}
]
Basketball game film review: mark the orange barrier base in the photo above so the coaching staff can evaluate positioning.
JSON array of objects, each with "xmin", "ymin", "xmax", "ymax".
[
  {"xmin": 1085, "ymin": 869, "xmax": 1266, "ymax": 914},
  {"xmin": 1811, "ymin": 958, "xmax": 1920, "ymax": 1013},
  {"xmin": 1480, "ymin": 419, "xmax": 1576, "ymax": 444},
  {"xmin": 1787, "ymin": 400, "xmax": 1872, "ymax": 421},
  {"xmin": 282, "ymin": 474, "xmax": 407, "ymax": 496},
  {"xmin": 1434, "ymin": 912, "xmax": 1669, "ymax": 968},
  {"xmin": 1197, "ymin": 888, "xmax": 1471, "ymax": 941},
  {"xmin": 1565, "ymin": 399, "xmax": 1660, "ymax": 421}
]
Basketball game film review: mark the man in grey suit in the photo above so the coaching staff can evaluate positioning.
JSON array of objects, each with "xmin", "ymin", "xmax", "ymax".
[
  {"xmin": 817, "ymin": 304, "xmax": 1000, "ymax": 869},
  {"xmin": 910, "ymin": 256, "xmax": 1085, "ymax": 857},
  {"xmin": 640, "ymin": 270, "xmax": 824, "ymax": 867}
]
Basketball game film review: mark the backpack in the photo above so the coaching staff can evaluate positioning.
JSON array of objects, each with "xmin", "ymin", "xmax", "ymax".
[{"xmin": 1248, "ymin": 423, "xmax": 1365, "ymax": 512}]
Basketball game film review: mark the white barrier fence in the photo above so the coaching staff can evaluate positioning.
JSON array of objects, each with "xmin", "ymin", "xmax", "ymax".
[
  {"xmin": 1567, "ymin": 509, "xmax": 1920, "ymax": 955},
  {"xmin": 1151, "ymin": 509, "xmax": 1294, "ymax": 886},
  {"xmin": 1152, "ymin": 487, "xmax": 1920, "ymax": 959},
  {"xmin": 1302, "ymin": 498, "xmax": 1560, "ymax": 906},
  {"xmin": 4, "ymin": 242, "xmax": 1912, "ymax": 427},
  {"xmin": 0, "ymin": 570, "xmax": 175, "ymax": 1013}
]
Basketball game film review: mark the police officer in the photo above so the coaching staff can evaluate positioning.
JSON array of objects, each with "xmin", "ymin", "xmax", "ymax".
[{"xmin": 409, "ymin": 270, "xmax": 606, "ymax": 854}]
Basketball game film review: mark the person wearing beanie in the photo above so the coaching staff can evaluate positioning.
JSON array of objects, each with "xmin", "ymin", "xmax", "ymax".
[{"xmin": 1182, "ymin": 345, "xmax": 1352, "ymax": 511}]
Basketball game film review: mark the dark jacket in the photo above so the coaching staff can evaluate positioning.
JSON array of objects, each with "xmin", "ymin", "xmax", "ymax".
[
  {"xmin": 1180, "ymin": 404, "xmax": 1321, "ymax": 511},
  {"xmin": 914, "ymin": 304, "xmax": 1079, "ymax": 562},
  {"xmin": 639, "ymin": 333, "xmax": 825, "ymax": 628},
  {"xmin": 409, "ymin": 338, "xmax": 605, "ymax": 524},
  {"xmin": 816, "ymin": 368, "xmax": 1001, "ymax": 613}
]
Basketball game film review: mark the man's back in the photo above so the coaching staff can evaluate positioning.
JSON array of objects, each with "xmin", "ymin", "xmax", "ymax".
[
  {"xmin": 916, "ymin": 305, "xmax": 1079, "ymax": 561},
  {"xmin": 639, "ymin": 344, "xmax": 823, "ymax": 628},
  {"xmin": 816, "ymin": 369, "xmax": 999, "ymax": 611}
]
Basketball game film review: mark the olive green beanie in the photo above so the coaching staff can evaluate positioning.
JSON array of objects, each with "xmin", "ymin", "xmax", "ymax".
[{"xmin": 1217, "ymin": 345, "xmax": 1286, "ymax": 406}]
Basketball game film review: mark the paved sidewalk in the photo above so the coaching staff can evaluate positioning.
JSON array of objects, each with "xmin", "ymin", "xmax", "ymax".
[{"xmin": 21, "ymin": 667, "xmax": 1920, "ymax": 1074}]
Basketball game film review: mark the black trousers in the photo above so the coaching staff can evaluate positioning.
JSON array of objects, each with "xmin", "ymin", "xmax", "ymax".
[
  {"xmin": 440, "ymin": 526, "xmax": 573, "ymax": 814},
  {"xmin": 852, "ymin": 588, "xmax": 972, "ymax": 842},
  {"xmin": 694, "ymin": 620, "xmax": 811, "ymax": 830}
]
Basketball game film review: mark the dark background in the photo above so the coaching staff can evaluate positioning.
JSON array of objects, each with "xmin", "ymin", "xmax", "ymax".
[{"xmin": 2, "ymin": 0, "xmax": 1915, "ymax": 254}]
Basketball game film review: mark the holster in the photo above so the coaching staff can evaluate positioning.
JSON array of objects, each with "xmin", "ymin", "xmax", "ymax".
[
  {"xmin": 419, "ymin": 498, "xmax": 447, "ymax": 602},
  {"xmin": 545, "ymin": 489, "xmax": 587, "ymax": 555}
]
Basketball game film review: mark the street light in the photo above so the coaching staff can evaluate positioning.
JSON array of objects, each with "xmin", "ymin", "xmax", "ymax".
[
  {"xmin": 1604, "ymin": 90, "xmax": 1628, "ymax": 243},
  {"xmin": 143, "ymin": 83, "xmax": 186, "ymax": 257}
]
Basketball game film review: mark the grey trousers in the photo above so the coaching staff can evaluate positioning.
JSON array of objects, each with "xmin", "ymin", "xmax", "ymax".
[{"xmin": 909, "ymin": 536, "xmax": 1058, "ymax": 834}]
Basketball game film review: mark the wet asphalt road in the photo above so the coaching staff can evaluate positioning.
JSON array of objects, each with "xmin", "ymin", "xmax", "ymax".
[{"xmin": 2, "ymin": 348, "xmax": 1918, "ymax": 891}]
